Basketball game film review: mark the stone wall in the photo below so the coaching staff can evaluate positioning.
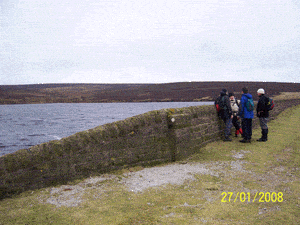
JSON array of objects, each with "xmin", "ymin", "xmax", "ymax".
[{"xmin": 1, "ymin": 99, "xmax": 300, "ymax": 199}]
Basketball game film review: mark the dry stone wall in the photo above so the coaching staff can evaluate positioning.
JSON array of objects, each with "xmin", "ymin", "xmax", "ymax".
[{"xmin": 1, "ymin": 99, "xmax": 300, "ymax": 199}]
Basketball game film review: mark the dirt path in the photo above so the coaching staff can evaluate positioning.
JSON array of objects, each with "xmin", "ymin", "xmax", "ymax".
[{"xmin": 40, "ymin": 149, "xmax": 296, "ymax": 209}]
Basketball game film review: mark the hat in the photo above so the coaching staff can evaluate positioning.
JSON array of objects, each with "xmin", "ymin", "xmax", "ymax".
[
  {"xmin": 222, "ymin": 89, "xmax": 227, "ymax": 93},
  {"xmin": 242, "ymin": 87, "xmax": 248, "ymax": 93},
  {"xmin": 229, "ymin": 93, "xmax": 234, "ymax": 97},
  {"xmin": 257, "ymin": 88, "xmax": 265, "ymax": 94}
]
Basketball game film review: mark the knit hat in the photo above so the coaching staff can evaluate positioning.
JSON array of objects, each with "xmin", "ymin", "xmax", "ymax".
[
  {"xmin": 242, "ymin": 87, "xmax": 248, "ymax": 93},
  {"xmin": 257, "ymin": 88, "xmax": 265, "ymax": 94}
]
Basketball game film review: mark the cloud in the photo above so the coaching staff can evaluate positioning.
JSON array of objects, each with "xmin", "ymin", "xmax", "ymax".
[{"xmin": 1, "ymin": 0, "xmax": 300, "ymax": 84}]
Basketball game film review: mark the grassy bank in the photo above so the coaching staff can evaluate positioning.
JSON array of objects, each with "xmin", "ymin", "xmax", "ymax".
[{"xmin": 1, "ymin": 105, "xmax": 300, "ymax": 224}]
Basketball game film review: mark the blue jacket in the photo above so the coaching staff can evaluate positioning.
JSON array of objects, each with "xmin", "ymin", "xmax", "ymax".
[{"xmin": 239, "ymin": 93, "xmax": 254, "ymax": 119}]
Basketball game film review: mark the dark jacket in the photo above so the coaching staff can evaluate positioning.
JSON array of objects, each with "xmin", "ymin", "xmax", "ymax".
[
  {"xmin": 239, "ymin": 93, "xmax": 254, "ymax": 119},
  {"xmin": 257, "ymin": 94, "xmax": 269, "ymax": 118},
  {"xmin": 218, "ymin": 91, "xmax": 232, "ymax": 119}
]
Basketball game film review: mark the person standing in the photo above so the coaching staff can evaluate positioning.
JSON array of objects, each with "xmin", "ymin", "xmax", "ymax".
[
  {"xmin": 256, "ymin": 88, "xmax": 269, "ymax": 142},
  {"xmin": 229, "ymin": 93, "xmax": 243, "ymax": 137},
  {"xmin": 239, "ymin": 87, "xmax": 254, "ymax": 143},
  {"xmin": 217, "ymin": 89, "xmax": 233, "ymax": 141}
]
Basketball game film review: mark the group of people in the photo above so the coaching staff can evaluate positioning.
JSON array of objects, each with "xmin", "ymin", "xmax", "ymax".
[{"xmin": 215, "ymin": 87, "xmax": 270, "ymax": 143}]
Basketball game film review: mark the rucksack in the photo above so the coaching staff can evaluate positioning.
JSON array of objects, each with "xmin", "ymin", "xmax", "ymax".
[
  {"xmin": 266, "ymin": 97, "xmax": 274, "ymax": 111},
  {"xmin": 219, "ymin": 96, "xmax": 227, "ymax": 110},
  {"xmin": 215, "ymin": 97, "xmax": 221, "ymax": 112},
  {"xmin": 231, "ymin": 99, "xmax": 239, "ymax": 112},
  {"xmin": 215, "ymin": 96, "xmax": 227, "ymax": 112},
  {"xmin": 246, "ymin": 98, "xmax": 254, "ymax": 111}
]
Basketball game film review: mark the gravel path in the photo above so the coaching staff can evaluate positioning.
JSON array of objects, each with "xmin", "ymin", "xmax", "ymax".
[
  {"xmin": 42, "ymin": 150, "xmax": 285, "ymax": 208},
  {"xmin": 119, "ymin": 163, "xmax": 217, "ymax": 193},
  {"xmin": 43, "ymin": 162, "xmax": 219, "ymax": 207}
]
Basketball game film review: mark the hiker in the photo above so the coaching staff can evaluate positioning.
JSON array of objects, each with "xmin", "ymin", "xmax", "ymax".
[
  {"xmin": 239, "ymin": 87, "xmax": 254, "ymax": 143},
  {"xmin": 216, "ymin": 89, "xmax": 233, "ymax": 141},
  {"xmin": 229, "ymin": 93, "xmax": 243, "ymax": 137},
  {"xmin": 256, "ymin": 88, "xmax": 269, "ymax": 142}
]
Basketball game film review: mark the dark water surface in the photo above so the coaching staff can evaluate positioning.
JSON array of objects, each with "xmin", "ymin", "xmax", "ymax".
[{"xmin": 0, "ymin": 102, "xmax": 213, "ymax": 156}]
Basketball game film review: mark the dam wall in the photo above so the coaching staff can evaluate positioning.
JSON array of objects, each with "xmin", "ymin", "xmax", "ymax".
[{"xmin": 1, "ymin": 99, "xmax": 300, "ymax": 199}]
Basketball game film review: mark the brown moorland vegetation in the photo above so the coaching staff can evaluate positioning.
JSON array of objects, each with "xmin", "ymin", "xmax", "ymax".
[{"xmin": 0, "ymin": 81, "xmax": 299, "ymax": 104}]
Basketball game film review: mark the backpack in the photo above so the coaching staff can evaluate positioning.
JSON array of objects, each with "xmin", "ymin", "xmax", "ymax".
[
  {"xmin": 266, "ymin": 97, "xmax": 274, "ymax": 111},
  {"xmin": 231, "ymin": 99, "xmax": 239, "ymax": 112},
  {"xmin": 245, "ymin": 98, "xmax": 254, "ymax": 111},
  {"xmin": 215, "ymin": 97, "xmax": 221, "ymax": 112},
  {"xmin": 219, "ymin": 96, "xmax": 227, "ymax": 110},
  {"xmin": 215, "ymin": 96, "xmax": 227, "ymax": 112}
]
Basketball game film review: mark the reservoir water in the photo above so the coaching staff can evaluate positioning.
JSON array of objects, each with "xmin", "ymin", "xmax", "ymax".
[{"xmin": 0, "ymin": 102, "xmax": 213, "ymax": 156}]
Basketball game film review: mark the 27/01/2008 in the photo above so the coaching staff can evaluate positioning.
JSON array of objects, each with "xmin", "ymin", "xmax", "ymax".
[{"xmin": 221, "ymin": 192, "xmax": 283, "ymax": 203}]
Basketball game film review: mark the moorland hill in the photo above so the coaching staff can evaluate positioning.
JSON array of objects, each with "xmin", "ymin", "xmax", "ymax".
[{"xmin": 0, "ymin": 81, "xmax": 299, "ymax": 104}]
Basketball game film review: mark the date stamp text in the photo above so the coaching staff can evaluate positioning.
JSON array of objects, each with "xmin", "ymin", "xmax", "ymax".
[{"xmin": 221, "ymin": 192, "xmax": 283, "ymax": 203}]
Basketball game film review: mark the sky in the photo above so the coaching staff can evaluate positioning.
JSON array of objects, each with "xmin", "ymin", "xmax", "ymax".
[{"xmin": 1, "ymin": 0, "xmax": 300, "ymax": 85}]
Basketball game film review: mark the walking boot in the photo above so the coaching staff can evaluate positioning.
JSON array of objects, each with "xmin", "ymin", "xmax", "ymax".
[
  {"xmin": 257, "ymin": 131, "xmax": 264, "ymax": 141},
  {"xmin": 239, "ymin": 128, "xmax": 243, "ymax": 136},
  {"xmin": 257, "ymin": 129, "xmax": 268, "ymax": 142},
  {"xmin": 239, "ymin": 128, "xmax": 244, "ymax": 138},
  {"xmin": 264, "ymin": 129, "xmax": 268, "ymax": 141},
  {"xmin": 239, "ymin": 139, "xmax": 251, "ymax": 143},
  {"xmin": 235, "ymin": 130, "xmax": 239, "ymax": 137}
]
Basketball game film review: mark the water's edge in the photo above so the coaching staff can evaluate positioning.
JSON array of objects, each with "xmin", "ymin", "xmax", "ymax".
[
  {"xmin": 0, "ymin": 102, "xmax": 213, "ymax": 156},
  {"xmin": 1, "ymin": 99, "xmax": 299, "ymax": 200}
]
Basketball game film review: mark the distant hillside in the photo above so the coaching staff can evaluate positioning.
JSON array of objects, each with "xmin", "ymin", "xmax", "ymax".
[{"xmin": 0, "ymin": 82, "xmax": 299, "ymax": 104}]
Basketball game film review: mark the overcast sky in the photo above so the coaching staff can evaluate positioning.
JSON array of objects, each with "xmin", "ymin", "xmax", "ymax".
[{"xmin": 1, "ymin": 0, "xmax": 299, "ymax": 85}]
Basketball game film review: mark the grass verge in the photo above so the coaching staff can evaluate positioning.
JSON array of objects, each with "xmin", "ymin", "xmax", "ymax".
[{"xmin": 1, "ymin": 105, "xmax": 300, "ymax": 224}]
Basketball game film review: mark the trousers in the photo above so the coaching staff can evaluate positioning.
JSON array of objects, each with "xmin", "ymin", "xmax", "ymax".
[
  {"xmin": 232, "ymin": 115, "xmax": 241, "ymax": 130},
  {"xmin": 241, "ymin": 118, "xmax": 252, "ymax": 140},
  {"xmin": 223, "ymin": 117, "xmax": 233, "ymax": 138},
  {"xmin": 259, "ymin": 117, "xmax": 268, "ymax": 130}
]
